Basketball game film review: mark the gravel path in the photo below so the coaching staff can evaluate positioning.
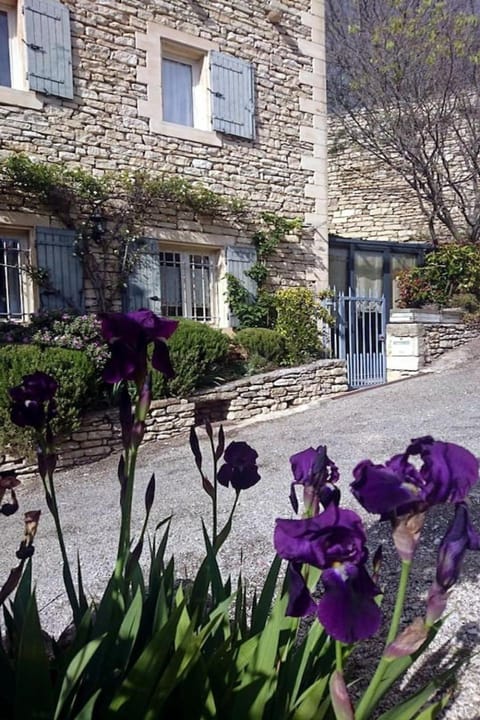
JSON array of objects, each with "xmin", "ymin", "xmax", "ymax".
[{"xmin": 2, "ymin": 339, "xmax": 480, "ymax": 719}]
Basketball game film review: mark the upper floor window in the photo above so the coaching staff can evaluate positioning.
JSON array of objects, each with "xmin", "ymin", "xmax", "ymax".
[
  {"xmin": 137, "ymin": 23, "xmax": 255, "ymax": 144},
  {"xmin": 0, "ymin": 10, "xmax": 12, "ymax": 87},
  {"xmin": 0, "ymin": 0, "xmax": 73, "ymax": 106}
]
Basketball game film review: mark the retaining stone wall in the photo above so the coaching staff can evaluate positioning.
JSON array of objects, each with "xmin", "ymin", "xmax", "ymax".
[
  {"xmin": 0, "ymin": 358, "xmax": 347, "ymax": 479},
  {"xmin": 423, "ymin": 323, "xmax": 480, "ymax": 364}
]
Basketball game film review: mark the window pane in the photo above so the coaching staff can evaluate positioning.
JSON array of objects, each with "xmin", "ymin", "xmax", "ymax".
[
  {"xmin": 159, "ymin": 251, "xmax": 183, "ymax": 317},
  {"xmin": 0, "ymin": 238, "xmax": 23, "ymax": 318},
  {"xmin": 329, "ymin": 246, "xmax": 349, "ymax": 293},
  {"xmin": 354, "ymin": 251, "xmax": 383, "ymax": 297},
  {"xmin": 162, "ymin": 58, "xmax": 193, "ymax": 126},
  {"xmin": 190, "ymin": 255, "xmax": 212, "ymax": 322},
  {"xmin": 392, "ymin": 253, "xmax": 417, "ymax": 309},
  {"xmin": 0, "ymin": 12, "xmax": 11, "ymax": 88}
]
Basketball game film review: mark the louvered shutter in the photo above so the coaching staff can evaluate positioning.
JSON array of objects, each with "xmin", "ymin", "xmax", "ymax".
[
  {"xmin": 127, "ymin": 239, "xmax": 161, "ymax": 312},
  {"xmin": 226, "ymin": 245, "xmax": 257, "ymax": 326},
  {"xmin": 35, "ymin": 227, "xmax": 83, "ymax": 311},
  {"xmin": 24, "ymin": 0, "xmax": 73, "ymax": 99},
  {"xmin": 210, "ymin": 51, "xmax": 255, "ymax": 140}
]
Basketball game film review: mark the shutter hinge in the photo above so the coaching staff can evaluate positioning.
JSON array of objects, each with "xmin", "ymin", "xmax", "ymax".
[
  {"xmin": 25, "ymin": 42, "xmax": 46, "ymax": 53},
  {"xmin": 208, "ymin": 88, "xmax": 223, "ymax": 98}
]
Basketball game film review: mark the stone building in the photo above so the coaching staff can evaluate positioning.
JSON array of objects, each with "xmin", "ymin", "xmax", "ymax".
[{"xmin": 0, "ymin": 0, "xmax": 328, "ymax": 327}]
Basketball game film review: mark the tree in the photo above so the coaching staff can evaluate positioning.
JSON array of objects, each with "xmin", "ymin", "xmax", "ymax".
[{"xmin": 326, "ymin": 0, "xmax": 480, "ymax": 244}]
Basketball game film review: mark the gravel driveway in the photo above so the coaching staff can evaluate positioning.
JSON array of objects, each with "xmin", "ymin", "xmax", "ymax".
[{"xmin": 2, "ymin": 339, "xmax": 480, "ymax": 719}]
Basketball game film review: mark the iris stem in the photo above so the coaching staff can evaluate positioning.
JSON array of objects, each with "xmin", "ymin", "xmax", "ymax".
[
  {"xmin": 37, "ymin": 433, "xmax": 81, "ymax": 626},
  {"xmin": 387, "ymin": 560, "xmax": 411, "ymax": 644},
  {"xmin": 44, "ymin": 475, "xmax": 80, "ymax": 623},
  {"xmin": 116, "ymin": 444, "xmax": 139, "ymax": 573},
  {"xmin": 335, "ymin": 641, "xmax": 343, "ymax": 673},
  {"xmin": 355, "ymin": 560, "xmax": 412, "ymax": 720},
  {"xmin": 207, "ymin": 430, "xmax": 218, "ymax": 546}
]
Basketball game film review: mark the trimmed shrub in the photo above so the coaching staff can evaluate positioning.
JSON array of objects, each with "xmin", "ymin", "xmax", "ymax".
[
  {"xmin": 152, "ymin": 319, "xmax": 230, "ymax": 399},
  {"xmin": 235, "ymin": 327, "xmax": 287, "ymax": 371},
  {"xmin": 274, "ymin": 287, "xmax": 324, "ymax": 364},
  {"xmin": 0, "ymin": 344, "xmax": 99, "ymax": 457}
]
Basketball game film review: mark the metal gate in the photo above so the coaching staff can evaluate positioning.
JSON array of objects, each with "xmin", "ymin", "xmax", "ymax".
[{"xmin": 325, "ymin": 291, "xmax": 386, "ymax": 389}]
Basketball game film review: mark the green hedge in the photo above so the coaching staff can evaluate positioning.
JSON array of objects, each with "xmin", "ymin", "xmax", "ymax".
[
  {"xmin": 0, "ymin": 344, "xmax": 99, "ymax": 457},
  {"xmin": 153, "ymin": 319, "xmax": 231, "ymax": 398},
  {"xmin": 235, "ymin": 327, "xmax": 287, "ymax": 371}
]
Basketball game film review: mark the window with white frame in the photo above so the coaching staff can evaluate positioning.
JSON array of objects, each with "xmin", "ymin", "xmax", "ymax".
[
  {"xmin": 159, "ymin": 250, "xmax": 213, "ymax": 321},
  {"xmin": 0, "ymin": 0, "xmax": 73, "ymax": 104},
  {"xmin": 137, "ymin": 24, "xmax": 255, "ymax": 142},
  {"xmin": 161, "ymin": 43, "xmax": 210, "ymax": 130},
  {"xmin": 127, "ymin": 242, "xmax": 216, "ymax": 323},
  {"xmin": 0, "ymin": 230, "xmax": 32, "ymax": 320},
  {"xmin": 0, "ymin": 1, "xmax": 23, "ymax": 90}
]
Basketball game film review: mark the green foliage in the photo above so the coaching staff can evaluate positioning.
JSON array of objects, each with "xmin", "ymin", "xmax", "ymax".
[
  {"xmin": 226, "ymin": 275, "xmax": 277, "ymax": 329},
  {"xmin": 0, "ymin": 345, "xmax": 98, "ymax": 456},
  {"xmin": 274, "ymin": 287, "xmax": 327, "ymax": 364},
  {"xmin": 226, "ymin": 213, "xmax": 302, "ymax": 329},
  {"xmin": 397, "ymin": 243, "xmax": 480, "ymax": 308},
  {"xmin": 0, "ymin": 154, "xmax": 247, "ymax": 311},
  {"xmin": 152, "ymin": 320, "xmax": 231, "ymax": 398},
  {"xmin": 235, "ymin": 327, "xmax": 287, "ymax": 371}
]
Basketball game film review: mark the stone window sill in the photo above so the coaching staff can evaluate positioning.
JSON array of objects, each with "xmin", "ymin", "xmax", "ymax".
[
  {"xmin": 143, "ymin": 114, "xmax": 222, "ymax": 147},
  {"xmin": 0, "ymin": 86, "xmax": 43, "ymax": 110}
]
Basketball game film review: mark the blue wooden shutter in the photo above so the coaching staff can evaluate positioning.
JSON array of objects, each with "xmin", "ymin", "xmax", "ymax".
[
  {"xmin": 24, "ymin": 0, "xmax": 73, "ymax": 99},
  {"xmin": 210, "ymin": 51, "xmax": 255, "ymax": 139},
  {"xmin": 127, "ymin": 239, "xmax": 161, "ymax": 312},
  {"xmin": 226, "ymin": 245, "xmax": 257, "ymax": 326},
  {"xmin": 35, "ymin": 227, "xmax": 83, "ymax": 311}
]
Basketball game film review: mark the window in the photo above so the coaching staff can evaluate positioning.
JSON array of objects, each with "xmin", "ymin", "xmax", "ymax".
[
  {"xmin": 127, "ymin": 242, "xmax": 216, "ymax": 323},
  {"xmin": 0, "ymin": 2, "xmax": 22, "ymax": 90},
  {"xmin": 159, "ymin": 251, "xmax": 213, "ymax": 322},
  {"xmin": 328, "ymin": 235, "xmax": 426, "ymax": 316},
  {"xmin": 0, "ymin": 0, "xmax": 73, "ymax": 106},
  {"xmin": 0, "ymin": 231, "xmax": 31, "ymax": 320},
  {"xmin": 0, "ymin": 224, "xmax": 83, "ymax": 320},
  {"xmin": 161, "ymin": 42, "xmax": 210, "ymax": 131},
  {"xmin": 137, "ymin": 24, "xmax": 255, "ymax": 143}
]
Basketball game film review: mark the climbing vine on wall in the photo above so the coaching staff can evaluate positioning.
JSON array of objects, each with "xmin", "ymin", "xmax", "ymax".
[
  {"xmin": 0, "ymin": 153, "xmax": 247, "ymax": 311},
  {"xmin": 225, "ymin": 212, "xmax": 303, "ymax": 328}
]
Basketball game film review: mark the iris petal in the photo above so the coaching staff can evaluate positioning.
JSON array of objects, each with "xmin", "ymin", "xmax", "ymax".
[{"xmin": 317, "ymin": 565, "xmax": 382, "ymax": 644}]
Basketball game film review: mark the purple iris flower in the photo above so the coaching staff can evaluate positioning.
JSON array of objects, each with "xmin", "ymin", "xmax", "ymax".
[
  {"xmin": 99, "ymin": 309, "xmax": 178, "ymax": 385},
  {"xmin": 217, "ymin": 441, "xmax": 260, "ymax": 491},
  {"xmin": 9, "ymin": 372, "xmax": 58, "ymax": 430},
  {"xmin": 351, "ymin": 436, "xmax": 478, "ymax": 518},
  {"xmin": 289, "ymin": 445, "xmax": 340, "ymax": 515},
  {"xmin": 426, "ymin": 502, "xmax": 480, "ymax": 624},
  {"xmin": 435, "ymin": 502, "xmax": 480, "ymax": 591},
  {"xmin": 274, "ymin": 504, "xmax": 381, "ymax": 644}
]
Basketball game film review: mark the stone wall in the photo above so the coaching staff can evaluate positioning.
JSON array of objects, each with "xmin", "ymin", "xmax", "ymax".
[
  {"xmin": 328, "ymin": 121, "xmax": 429, "ymax": 243},
  {"xmin": 386, "ymin": 319, "xmax": 480, "ymax": 381},
  {"xmin": 194, "ymin": 358, "xmax": 348, "ymax": 423},
  {"xmin": 423, "ymin": 323, "xmax": 480, "ymax": 365},
  {"xmin": 0, "ymin": 0, "xmax": 330, "ymax": 312},
  {"xmin": 0, "ymin": 358, "xmax": 347, "ymax": 479}
]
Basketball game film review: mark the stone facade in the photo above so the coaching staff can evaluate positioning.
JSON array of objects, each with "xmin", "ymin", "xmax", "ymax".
[
  {"xmin": 328, "ymin": 119, "xmax": 429, "ymax": 243},
  {"xmin": 0, "ymin": 0, "xmax": 329, "ymax": 324},
  {"xmin": 0, "ymin": 357, "xmax": 347, "ymax": 478}
]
